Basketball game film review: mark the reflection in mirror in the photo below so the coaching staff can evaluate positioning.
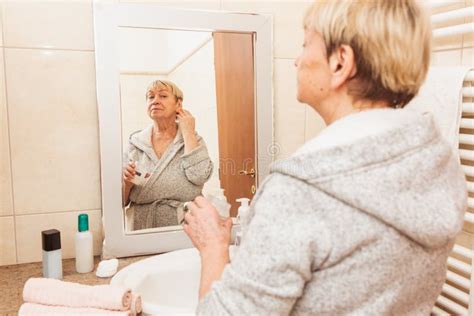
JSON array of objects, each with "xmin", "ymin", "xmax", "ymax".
[{"xmin": 118, "ymin": 27, "xmax": 256, "ymax": 233}]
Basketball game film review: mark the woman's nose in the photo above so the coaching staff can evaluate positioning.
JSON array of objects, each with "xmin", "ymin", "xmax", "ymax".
[{"xmin": 294, "ymin": 56, "xmax": 300, "ymax": 67}]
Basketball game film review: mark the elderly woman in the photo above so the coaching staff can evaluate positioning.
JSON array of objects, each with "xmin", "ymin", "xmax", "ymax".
[
  {"xmin": 184, "ymin": 0, "xmax": 467, "ymax": 314},
  {"xmin": 123, "ymin": 80, "xmax": 213, "ymax": 230}
]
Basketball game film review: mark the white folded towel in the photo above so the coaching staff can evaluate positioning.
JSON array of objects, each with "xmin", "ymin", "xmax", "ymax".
[
  {"xmin": 18, "ymin": 303, "xmax": 132, "ymax": 316},
  {"xmin": 23, "ymin": 278, "xmax": 132, "ymax": 311},
  {"xmin": 406, "ymin": 66, "xmax": 472, "ymax": 156},
  {"xmin": 130, "ymin": 294, "xmax": 142, "ymax": 315}
]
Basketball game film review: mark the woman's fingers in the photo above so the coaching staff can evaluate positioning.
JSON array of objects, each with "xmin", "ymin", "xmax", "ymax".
[
  {"xmin": 124, "ymin": 167, "xmax": 135, "ymax": 177},
  {"xmin": 186, "ymin": 201, "xmax": 198, "ymax": 214},
  {"xmin": 223, "ymin": 218, "xmax": 233, "ymax": 231},
  {"xmin": 177, "ymin": 108, "xmax": 193, "ymax": 117},
  {"xmin": 176, "ymin": 108, "xmax": 185, "ymax": 117},
  {"xmin": 123, "ymin": 168, "xmax": 135, "ymax": 182},
  {"xmin": 194, "ymin": 196, "xmax": 211, "ymax": 208},
  {"xmin": 183, "ymin": 223, "xmax": 192, "ymax": 236},
  {"xmin": 184, "ymin": 210, "xmax": 195, "ymax": 225}
]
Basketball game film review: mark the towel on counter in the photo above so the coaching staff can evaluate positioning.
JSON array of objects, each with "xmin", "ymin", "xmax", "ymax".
[
  {"xmin": 23, "ymin": 278, "xmax": 132, "ymax": 311},
  {"xmin": 130, "ymin": 294, "xmax": 142, "ymax": 315},
  {"xmin": 18, "ymin": 303, "xmax": 132, "ymax": 316},
  {"xmin": 406, "ymin": 66, "xmax": 472, "ymax": 155}
]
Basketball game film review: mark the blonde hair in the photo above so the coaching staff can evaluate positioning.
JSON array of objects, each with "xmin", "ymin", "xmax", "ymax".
[
  {"xmin": 304, "ymin": 0, "xmax": 431, "ymax": 108},
  {"xmin": 146, "ymin": 80, "xmax": 184, "ymax": 102}
]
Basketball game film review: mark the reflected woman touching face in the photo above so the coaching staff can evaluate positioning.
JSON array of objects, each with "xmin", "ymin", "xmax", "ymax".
[{"xmin": 123, "ymin": 80, "xmax": 213, "ymax": 230}]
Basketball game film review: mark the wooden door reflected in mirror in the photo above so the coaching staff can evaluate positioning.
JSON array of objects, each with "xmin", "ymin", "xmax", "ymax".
[{"xmin": 214, "ymin": 32, "xmax": 256, "ymax": 216}]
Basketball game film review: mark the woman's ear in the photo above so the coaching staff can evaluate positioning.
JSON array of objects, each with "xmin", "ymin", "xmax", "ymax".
[{"xmin": 329, "ymin": 44, "xmax": 357, "ymax": 90}]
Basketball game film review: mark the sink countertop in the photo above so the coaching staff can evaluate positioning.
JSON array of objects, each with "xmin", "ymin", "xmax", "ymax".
[{"xmin": 0, "ymin": 255, "xmax": 150, "ymax": 315}]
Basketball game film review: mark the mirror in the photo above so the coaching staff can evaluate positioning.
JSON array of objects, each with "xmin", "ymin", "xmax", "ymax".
[
  {"xmin": 119, "ymin": 28, "xmax": 221, "ymax": 232},
  {"xmin": 94, "ymin": 2, "xmax": 273, "ymax": 257}
]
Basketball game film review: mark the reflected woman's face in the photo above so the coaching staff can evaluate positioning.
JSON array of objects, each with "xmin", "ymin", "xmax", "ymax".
[{"xmin": 146, "ymin": 87, "xmax": 181, "ymax": 121}]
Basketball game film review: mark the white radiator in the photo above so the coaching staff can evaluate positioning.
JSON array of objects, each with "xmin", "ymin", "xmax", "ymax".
[{"xmin": 431, "ymin": 1, "xmax": 474, "ymax": 310}]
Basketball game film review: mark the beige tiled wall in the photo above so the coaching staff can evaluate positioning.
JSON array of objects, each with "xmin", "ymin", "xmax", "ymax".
[
  {"xmin": 0, "ymin": 0, "xmax": 102, "ymax": 265},
  {"xmin": 0, "ymin": 0, "xmax": 472, "ymax": 266}
]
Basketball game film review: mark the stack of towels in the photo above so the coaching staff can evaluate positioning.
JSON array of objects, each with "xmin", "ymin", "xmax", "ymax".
[{"xmin": 18, "ymin": 278, "xmax": 142, "ymax": 316}]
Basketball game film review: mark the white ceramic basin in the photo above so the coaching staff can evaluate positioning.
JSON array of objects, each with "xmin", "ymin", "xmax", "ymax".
[{"xmin": 111, "ymin": 248, "xmax": 201, "ymax": 316}]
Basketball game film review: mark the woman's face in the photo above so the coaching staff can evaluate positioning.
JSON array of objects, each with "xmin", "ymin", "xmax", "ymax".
[
  {"xmin": 146, "ymin": 87, "xmax": 181, "ymax": 121},
  {"xmin": 295, "ymin": 30, "xmax": 332, "ymax": 107}
]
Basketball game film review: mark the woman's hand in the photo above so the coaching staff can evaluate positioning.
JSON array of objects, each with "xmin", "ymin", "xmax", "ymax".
[
  {"xmin": 184, "ymin": 196, "xmax": 232, "ymax": 298},
  {"xmin": 183, "ymin": 196, "xmax": 233, "ymax": 253},
  {"xmin": 176, "ymin": 108, "xmax": 196, "ymax": 138},
  {"xmin": 123, "ymin": 161, "xmax": 136, "ymax": 188},
  {"xmin": 177, "ymin": 108, "xmax": 199, "ymax": 154}
]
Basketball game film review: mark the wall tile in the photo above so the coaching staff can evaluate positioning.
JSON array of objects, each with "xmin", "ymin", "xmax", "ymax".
[
  {"xmin": 462, "ymin": 47, "xmax": 474, "ymax": 66},
  {"xmin": 274, "ymin": 59, "xmax": 305, "ymax": 160},
  {"xmin": 0, "ymin": 216, "xmax": 16, "ymax": 265},
  {"xmin": 118, "ymin": 0, "xmax": 220, "ymax": 10},
  {"xmin": 5, "ymin": 48, "xmax": 101, "ymax": 214},
  {"xmin": 432, "ymin": 49, "xmax": 463, "ymax": 66},
  {"xmin": 221, "ymin": 1, "xmax": 311, "ymax": 59},
  {"xmin": 0, "ymin": 50, "xmax": 13, "ymax": 216},
  {"xmin": 15, "ymin": 209, "xmax": 102, "ymax": 264},
  {"xmin": 304, "ymin": 106, "xmax": 326, "ymax": 142},
  {"xmin": 3, "ymin": 1, "xmax": 93, "ymax": 50},
  {"xmin": 464, "ymin": 33, "xmax": 474, "ymax": 50}
]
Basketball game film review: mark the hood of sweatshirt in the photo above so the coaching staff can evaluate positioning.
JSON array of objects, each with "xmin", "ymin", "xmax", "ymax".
[{"xmin": 271, "ymin": 109, "xmax": 467, "ymax": 249}]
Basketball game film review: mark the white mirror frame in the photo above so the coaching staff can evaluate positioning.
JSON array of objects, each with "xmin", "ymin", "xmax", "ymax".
[{"xmin": 94, "ymin": 1, "xmax": 273, "ymax": 257}]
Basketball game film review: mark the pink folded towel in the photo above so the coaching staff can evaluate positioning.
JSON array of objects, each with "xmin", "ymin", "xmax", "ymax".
[
  {"xmin": 23, "ymin": 278, "xmax": 132, "ymax": 311},
  {"xmin": 18, "ymin": 303, "xmax": 131, "ymax": 316},
  {"xmin": 130, "ymin": 294, "xmax": 142, "ymax": 314}
]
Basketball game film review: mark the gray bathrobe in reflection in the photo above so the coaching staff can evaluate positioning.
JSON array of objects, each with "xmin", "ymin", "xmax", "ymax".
[{"xmin": 124, "ymin": 124, "xmax": 213, "ymax": 230}]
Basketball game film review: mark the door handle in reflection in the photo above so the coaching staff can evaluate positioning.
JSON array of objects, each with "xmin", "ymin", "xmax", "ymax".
[
  {"xmin": 238, "ymin": 168, "xmax": 256, "ymax": 178},
  {"xmin": 251, "ymin": 185, "xmax": 256, "ymax": 194}
]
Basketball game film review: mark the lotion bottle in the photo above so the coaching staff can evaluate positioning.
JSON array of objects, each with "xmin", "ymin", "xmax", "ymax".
[{"xmin": 75, "ymin": 214, "xmax": 94, "ymax": 273}]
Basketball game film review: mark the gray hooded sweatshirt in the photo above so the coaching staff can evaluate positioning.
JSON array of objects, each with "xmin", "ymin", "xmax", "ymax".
[{"xmin": 197, "ymin": 109, "xmax": 467, "ymax": 315}]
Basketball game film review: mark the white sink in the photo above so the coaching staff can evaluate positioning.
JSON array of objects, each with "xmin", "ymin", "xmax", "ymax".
[{"xmin": 111, "ymin": 248, "xmax": 201, "ymax": 316}]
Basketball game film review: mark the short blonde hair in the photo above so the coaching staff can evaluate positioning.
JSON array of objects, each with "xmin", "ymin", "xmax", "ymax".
[
  {"xmin": 146, "ymin": 80, "xmax": 184, "ymax": 102},
  {"xmin": 304, "ymin": 0, "xmax": 431, "ymax": 108}
]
